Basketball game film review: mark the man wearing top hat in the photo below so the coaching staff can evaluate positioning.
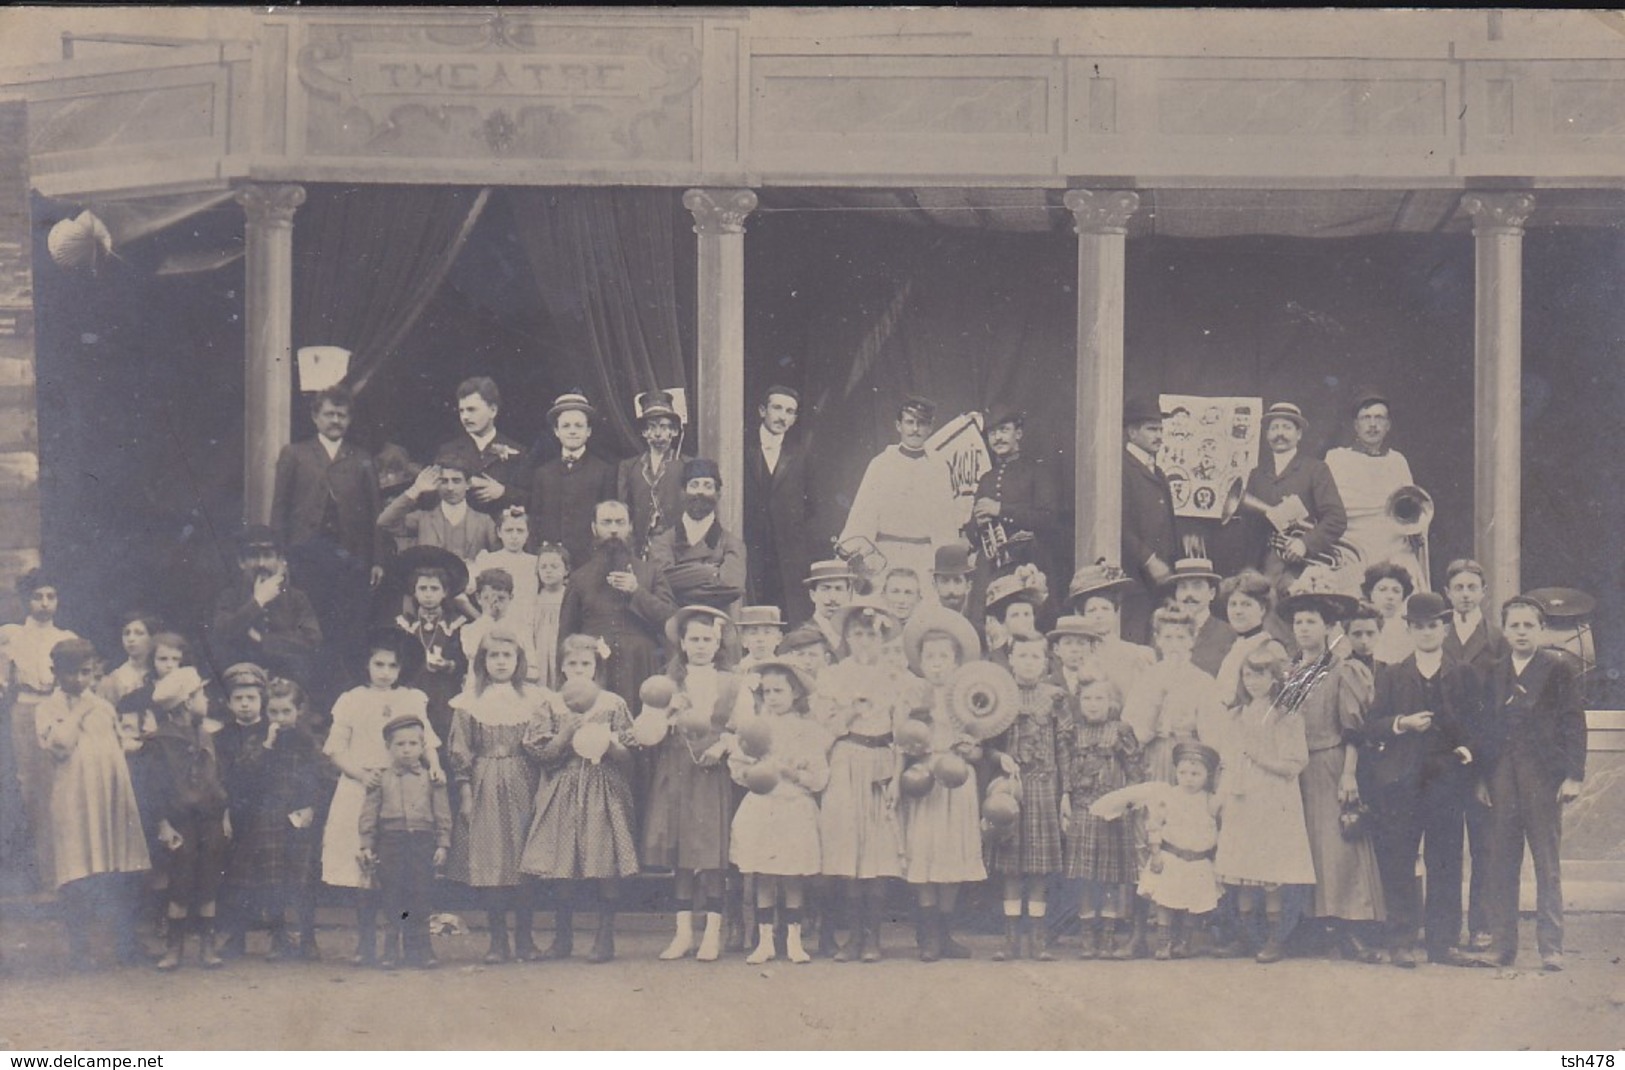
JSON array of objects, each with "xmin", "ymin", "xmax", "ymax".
[
  {"xmin": 208, "ymin": 526, "xmax": 323, "ymax": 686},
  {"xmin": 1324, "ymin": 391, "xmax": 1428, "ymax": 593},
  {"xmin": 529, "ymin": 391, "xmax": 618, "ymax": 569},
  {"xmin": 1164, "ymin": 555, "xmax": 1235, "ymax": 677},
  {"xmin": 1357, "ymin": 590, "xmax": 1484, "ymax": 968},
  {"xmin": 802, "ymin": 559, "xmax": 857, "ymax": 652},
  {"xmin": 840, "ymin": 395, "xmax": 965, "ymax": 605},
  {"xmin": 647, "ymin": 458, "xmax": 748, "ymax": 611},
  {"xmin": 744, "ymin": 385, "xmax": 815, "ymax": 623},
  {"xmin": 616, "ymin": 388, "xmax": 690, "ymax": 556},
  {"xmin": 437, "ymin": 376, "xmax": 533, "ymax": 518},
  {"xmin": 968, "ymin": 405, "xmax": 1059, "ymax": 601},
  {"xmin": 1122, "ymin": 395, "xmax": 1180, "ymax": 642},
  {"xmin": 1244, "ymin": 401, "xmax": 1347, "ymax": 584}
]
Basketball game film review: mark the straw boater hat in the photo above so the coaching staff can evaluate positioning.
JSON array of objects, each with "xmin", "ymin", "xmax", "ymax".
[
  {"xmin": 1160, "ymin": 555, "xmax": 1222, "ymax": 590},
  {"xmin": 735, "ymin": 605, "xmax": 786, "ymax": 630},
  {"xmin": 1262, "ymin": 401, "xmax": 1308, "ymax": 431},
  {"xmin": 802, "ymin": 559, "xmax": 857, "ymax": 588},
  {"xmin": 1066, "ymin": 559, "xmax": 1136, "ymax": 605},
  {"xmin": 1046, "ymin": 615, "xmax": 1100, "ymax": 643},
  {"xmin": 902, "ymin": 604, "xmax": 983, "ymax": 672},
  {"xmin": 546, "ymin": 391, "xmax": 596, "ymax": 424},
  {"xmin": 665, "ymin": 604, "xmax": 734, "ymax": 647}
]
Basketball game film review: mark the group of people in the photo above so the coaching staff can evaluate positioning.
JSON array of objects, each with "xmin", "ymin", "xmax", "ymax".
[{"xmin": 0, "ymin": 376, "xmax": 1588, "ymax": 979}]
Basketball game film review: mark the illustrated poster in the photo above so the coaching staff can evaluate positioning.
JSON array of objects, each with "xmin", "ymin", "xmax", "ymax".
[{"xmin": 1157, "ymin": 394, "xmax": 1263, "ymax": 519}]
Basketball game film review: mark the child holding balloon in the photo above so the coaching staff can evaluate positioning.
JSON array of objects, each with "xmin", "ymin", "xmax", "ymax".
[
  {"xmin": 520, "ymin": 634, "xmax": 639, "ymax": 962},
  {"xmin": 446, "ymin": 628, "xmax": 543, "ymax": 964},
  {"xmin": 727, "ymin": 660, "xmax": 833, "ymax": 964},
  {"xmin": 640, "ymin": 606, "xmax": 754, "ymax": 962},
  {"xmin": 896, "ymin": 607, "xmax": 986, "ymax": 962}
]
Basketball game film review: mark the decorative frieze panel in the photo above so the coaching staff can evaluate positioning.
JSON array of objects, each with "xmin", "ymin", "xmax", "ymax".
[{"xmin": 291, "ymin": 13, "xmax": 704, "ymax": 163}]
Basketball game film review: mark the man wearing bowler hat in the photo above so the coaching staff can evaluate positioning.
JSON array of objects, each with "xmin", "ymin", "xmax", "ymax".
[
  {"xmin": 929, "ymin": 545, "xmax": 977, "ymax": 623},
  {"xmin": 647, "ymin": 458, "xmax": 748, "ymax": 611},
  {"xmin": 744, "ymin": 385, "xmax": 815, "ymax": 622},
  {"xmin": 529, "ymin": 391, "xmax": 618, "ymax": 569},
  {"xmin": 1357, "ymin": 590, "xmax": 1483, "ymax": 968},
  {"xmin": 1121, "ymin": 395, "xmax": 1180, "ymax": 642},
  {"xmin": 968, "ymin": 405, "xmax": 1059, "ymax": 601},
  {"xmin": 1244, "ymin": 401, "xmax": 1347, "ymax": 585},
  {"xmin": 616, "ymin": 388, "xmax": 690, "ymax": 556}
]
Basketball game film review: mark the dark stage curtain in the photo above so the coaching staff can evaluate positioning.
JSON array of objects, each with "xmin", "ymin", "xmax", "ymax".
[
  {"xmin": 507, "ymin": 187, "xmax": 692, "ymax": 457},
  {"xmin": 293, "ymin": 185, "xmax": 490, "ymax": 396}
]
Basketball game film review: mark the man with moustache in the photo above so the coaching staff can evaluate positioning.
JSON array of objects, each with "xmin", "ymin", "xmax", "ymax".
[
  {"xmin": 616, "ymin": 389, "xmax": 689, "ymax": 556},
  {"xmin": 967, "ymin": 406, "xmax": 1059, "ymax": 598},
  {"xmin": 1121, "ymin": 395, "xmax": 1180, "ymax": 642},
  {"xmin": 437, "ymin": 377, "xmax": 532, "ymax": 517},
  {"xmin": 557, "ymin": 499, "xmax": 678, "ymax": 705},
  {"xmin": 802, "ymin": 559, "xmax": 857, "ymax": 651},
  {"xmin": 929, "ymin": 545, "xmax": 977, "ymax": 623},
  {"xmin": 1243, "ymin": 401, "xmax": 1347, "ymax": 584},
  {"xmin": 1162, "ymin": 555, "xmax": 1234, "ymax": 676},
  {"xmin": 1324, "ymin": 392, "xmax": 1427, "ymax": 592},
  {"xmin": 647, "ymin": 458, "xmax": 748, "ymax": 611},
  {"xmin": 744, "ymin": 386, "xmax": 815, "ymax": 622}
]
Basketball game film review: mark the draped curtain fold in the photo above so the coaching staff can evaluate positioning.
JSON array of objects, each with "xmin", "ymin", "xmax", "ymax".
[
  {"xmin": 506, "ymin": 187, "xmax": 690, "ymax": 456},
  {"xmin": 294, "ymin": 185, "xmax": 490, "ymax": 395}
]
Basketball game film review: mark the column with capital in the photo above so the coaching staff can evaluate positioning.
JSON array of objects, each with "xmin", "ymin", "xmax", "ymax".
[
  {"xmin": 683, "ymin": 188, "xmax": 757, "ymax": 538},
  {"xmin": 236, "ymin": 183, "xmax": 306, "ymax": 524},
  {"xmin": 1462, "ymin": 191, "xmax": 1532, "ymax": 605},
  {"xmin": 1064, "ymin": 189, "xmax": 1140, "ymax": 571}
]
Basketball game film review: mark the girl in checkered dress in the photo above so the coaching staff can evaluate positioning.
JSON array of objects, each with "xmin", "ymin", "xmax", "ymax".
[
  {"xmin": 985, "ymin": 634, "xmax": 1072, "ymax": 962},
  {"xmin": 1061, "ymin": 671, "xmax": 1145, "ymax": 958}
]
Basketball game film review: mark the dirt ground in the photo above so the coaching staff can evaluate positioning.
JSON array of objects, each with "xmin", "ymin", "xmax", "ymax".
[{"xmin": 0, "ymin": 911, "xmax": 1622, "ymax": 1051}]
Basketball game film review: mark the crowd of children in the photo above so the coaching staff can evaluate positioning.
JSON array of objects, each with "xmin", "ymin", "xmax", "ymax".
[{"xmin": 0, "ymin": 510, "xmax": 1587, "ymax": 977}]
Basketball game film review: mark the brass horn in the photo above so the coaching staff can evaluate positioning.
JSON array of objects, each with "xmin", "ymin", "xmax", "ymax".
[
  {"xmin": 1385, "ymin": 485, "xmax": 1434, "ymax": 536},
  {"xmin": 1217, "ymin": 475, "xmax": 1307, "ymax": 532}
]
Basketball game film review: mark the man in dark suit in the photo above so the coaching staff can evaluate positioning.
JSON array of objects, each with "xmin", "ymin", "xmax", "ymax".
[
  {"xmin": 743, "ymin": 386, "xmax": 813, "ymax": 622},
  {"xmin": 1121, "ymin": 395, "xmax": 1179, "ymax": 642},
  {"xmin": 1477, "ymin": 596, "xmax": 1587, "ymax": 971},
  {"xmin": 967, "ymin": 406, "xmax": 1059, "ymax": 617},
  {"xmin": 437, "ymin": 376, "xmax": 532, "ymax": 518},
  {"xmin": 647, "ymin": 459, "xmax": 748, "ymax": 611},
  {"xmin": 615, "ymin": 389, "xmax": 689, "ymax": 556},
  {"xmin": 1358, "ymin": 591, "xmax": 1483, "ymax": 968},
  {"xmin": 1244, "ymin": 401, "xmax": 1347, "ymax": 585},
  {"xmin": 271, "ymin": 385, "xmax": 381, "ymax": 675},
  {"xmin": 1164, "ymin": 555, "xmax": 1234, "ymax": 676},
  {"xmin": 1441, "ymin": 557, "xmax": 1509, "ymax": 950},
  {"xmin": 208, "ymin": 526, "xmax": 323, "ymax": 687},
  {"xmin": 529, "ymin": 392, "xmax": 619, "ymax": 569}
]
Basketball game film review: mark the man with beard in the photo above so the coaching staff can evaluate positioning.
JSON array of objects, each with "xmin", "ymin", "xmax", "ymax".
[
  {"xmin": 647, "ymin": 458, "xmax": 748, "ymax": 611},
  {"xmin": 967, "ymin": 406, "xmax": 1059, "ymax": 605},
  {"xmin": 436, "ymin": 377, "xmax": 532, "ymax": 518},
  {"xmin": 1162, "ymin": 555, "xmax": 1234, "ymax": 676},
  {"xmin": 207, "ymin": 526, "xmax": 323, "ymax": 686},
  {"xmin": 744, "ymin": 386, "xmax": 814, "ymax": 622},
  {"xmin": 557, "ymin": 499, "xmax": 678, "ymax": 704},
  {"xmin": 929, "ymin": 545, "xmax": 978, "ymax": 624},
  {"xmin": 1243, "ymin": 401, "xmax": 1347, "ymax": 585},
  {"xmin": 616, "ymin": 388, "xmax": 688, "ymax": 556}
]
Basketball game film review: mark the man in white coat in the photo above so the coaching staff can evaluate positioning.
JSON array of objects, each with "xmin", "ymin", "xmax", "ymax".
[
  {"xmin": 839, "ymin": 396, "xmax": 965, "ymax": 604},
  {"xmin": 1323, "ymin": 391, "xmax": 1429, "ymax": 592}
]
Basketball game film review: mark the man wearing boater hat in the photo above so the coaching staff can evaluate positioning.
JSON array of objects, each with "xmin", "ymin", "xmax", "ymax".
[
  {"xmin": 802, "ymin": 559, "xmax": 857, "ymax": 652},
  {"xmin": 1162, "ymin": 554, "xmax": 1235, "ymax": 677},
  {"xmin": 840, "ymin": 395, "xmax": 964, "ymax": 605},
  {"xmin": 529, "ymin": 391, "xmax": 618, "ymax": 569},
  {"xmin": 1121, "ymin": 395, "xmax": 1180, "ymax": 642},
  {"xmin": 647, "ymin": 458, "xmax": 748, "ymax": 611},
  {"xmin": 1243, "ymin": 401, "xmax": 1347, "ymax": 584},
  {"xmin": 1323, "ymin": 390, "xmax": 1427, "ymax": 593},
  {"xmin": 616, "ymin": 388, "xmax": 689, "ymax": 556}
]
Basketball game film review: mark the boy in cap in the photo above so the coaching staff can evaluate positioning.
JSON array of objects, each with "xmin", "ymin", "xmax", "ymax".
[
  {"xmin": 358, "ymin": 714, "xmax": 451, "ymax": 970},
  {"xmin": 616, "ymin": 388, "xmax": 689, "ymax": 555},
  {"xmin": 528, "ymin": 391, "xmax": 618, "ymax": 568},
  {"xmin": 647, "ymin": 457, "xmax": 748, "ymax": 610}
]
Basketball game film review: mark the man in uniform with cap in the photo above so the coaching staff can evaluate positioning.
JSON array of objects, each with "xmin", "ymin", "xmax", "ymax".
[
  {"xmin": 616, "ymin": 388, "xmax": 689, "ymax": 556},
  {"xmin": 1324, "ymin": 391, "xmax": 1428, "ymax": 593},
  {"xmin": 744, "ymin": 385, "xmax": 815, "ymax": 622},
  {"xmin": 529, "ymin": 392, "xmax": 618, "ymax": 569},
  {"xmin": 840, "ymin": 396, "xmax": 965, "ymax": 604},
  {"xmin": 437, "ymin": 376, "xmax": 533, "ymax": 518},
  {"xmin": 968, "ymin": 405, "xmax": 1059, "ymax": 602},
  {"xmin": 1122, "ymin": 395, "xmax": 1180, "ymax": 643},
  {"xmin": 1244, "ymin": 401, "xmax": 1347, "ymax": 585},
  {"xmin": 208, "ymin": 526, "xmax": 322, "ymax": 686},
  {"xmin": 802, "ymin": 560, "xmax": 857, "ymax": 652},
  {"xmin": 647, "ymin": 459, "xmax": 748, "ymax": 611},
  {"xmin": 1357, "ymin": 590, "xmax": 1484, "ymax": 968}
]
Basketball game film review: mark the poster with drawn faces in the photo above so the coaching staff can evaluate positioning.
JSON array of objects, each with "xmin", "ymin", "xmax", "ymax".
[{"xmin": 1156, "ymin": 394, "xmax": 1263, "ymax": 519}]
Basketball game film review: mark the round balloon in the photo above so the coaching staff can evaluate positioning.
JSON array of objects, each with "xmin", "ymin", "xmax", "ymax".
[
  {"xmin": 639, "ymin": 675, "xmax": 677, "ymax": 709},
  {"xmin": 895, "ymin": 719, "xmax": 932, "ymax": 757},
  {"xmin": 986, "ymin": 775, "xmax": 1023, "ymax": 803},
  {"xmin": 983, "ymin": 791, "xmax": 1020, "ymax": 828},
  {"xmin": 899, "ymin": 762, "xmax": 935, "ymax": 798},
  {"xmin": 571, "ymin": 721, "xmax": 612, "ymax": 763},
  {"xmin": 560, "ymin": 678, "xmax": 601, "ymax": 714},
  {"xmin": 744, "ymin": 762, "xmax": 780, "ymax": 795},
  {"xmin": 630, "ymin": 707, "xmax": 669, "ymax": 747},
  {"xmin": 736, "ymin": 716, "xmax": 773, "ymax": 759},
  {"xmin": 931, "ymin": 752, "xmax": 970, "ymax": 789}
]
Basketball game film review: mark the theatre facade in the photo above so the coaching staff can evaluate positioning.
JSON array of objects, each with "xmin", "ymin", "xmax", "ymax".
[{"xmin": 1, "ymin": 9, "xmax": 1622, "ymax": 882}]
